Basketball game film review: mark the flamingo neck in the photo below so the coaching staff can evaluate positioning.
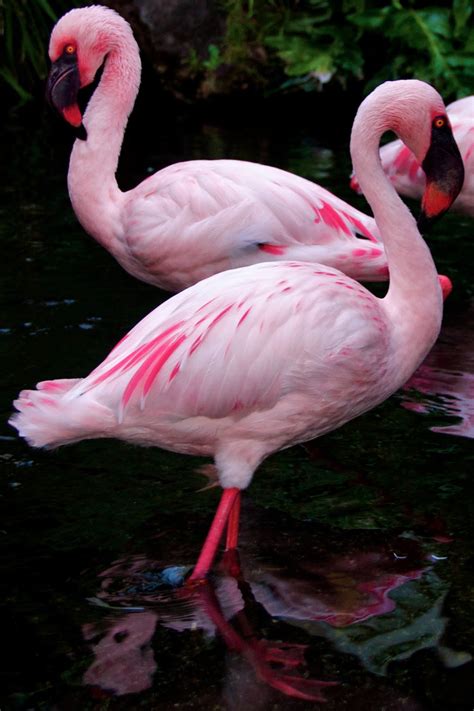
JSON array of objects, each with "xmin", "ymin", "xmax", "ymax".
[
  {"xmin": 351, "ymin": 100, "xmax": 443, "ymax": 380},
  {"xmin": 67, "ymin": 34, "xmax": 141, "ymax": 250}
]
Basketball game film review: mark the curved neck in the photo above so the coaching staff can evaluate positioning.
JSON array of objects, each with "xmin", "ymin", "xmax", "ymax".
[
  {"xmin": 67, "ymin": 35, "xmax": 141, "ymax": 248},
  {"xmin": 351, "ymin": 104, "xmax": 442, "ymax": 379}
]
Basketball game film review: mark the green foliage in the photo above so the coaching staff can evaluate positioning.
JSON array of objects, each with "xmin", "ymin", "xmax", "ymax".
[
  {"xmin": 2, "ymin": 0, "xmax": 472, "ymax": 105},
  {"xmin": 265, "ymin": 0, "xmax": 363, "ymax": 89},
  {"xmin": 186, "ymin": 0, "xmax": 273, "ymax": 95},
  {"xmin": 191, "ymin": 0, "xmax": 473, "ymax": 99},
  {"xmin": 0, "ymin": 0, "xmax": 75, "ymax": 104},
  {"xmin": 347, "ymin": 1, "xmax": 474, "ymax": 96}
]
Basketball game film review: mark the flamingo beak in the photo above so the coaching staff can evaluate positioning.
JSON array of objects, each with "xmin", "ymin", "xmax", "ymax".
[
  {"xmin": 46, "ymin": 55, "xmax": 87, "ymax": 140},
  {"xmin": 417, "ymin": 120, "xmax": 464, "ymax": 232}
]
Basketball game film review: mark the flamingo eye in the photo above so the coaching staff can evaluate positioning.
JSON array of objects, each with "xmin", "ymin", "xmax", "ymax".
[
  {"xmin": 434, "ymin": 116, "xmax": 446, "ymax": 129},
  {"xmin": 64, "ymin": 44, "xmax": 76, "ymax": 55}
]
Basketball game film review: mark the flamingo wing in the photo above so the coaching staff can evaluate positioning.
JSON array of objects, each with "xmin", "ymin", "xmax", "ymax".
[
  {"xmin": 72, "ymin": 262, "xmax": 387, "ymax": 423},
  {"xmin": 451, "ymin": 117, "xmax": 474, "ymax": 216},
  {"xmin": 122, "ymin": 160, "xmax": 385, "ymax": 290},
  {"xmin": 379, "ymin": 140, "xmax": 425, "ymax": 197},
  {"xmin": 445, "ymin": 95, "xmax": 474, "ymax": 121}
]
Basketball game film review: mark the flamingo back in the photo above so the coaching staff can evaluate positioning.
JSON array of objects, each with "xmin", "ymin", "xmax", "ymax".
[{"xmin": 120, "ymin": 160, "xmax": 386, "ymax": 291}]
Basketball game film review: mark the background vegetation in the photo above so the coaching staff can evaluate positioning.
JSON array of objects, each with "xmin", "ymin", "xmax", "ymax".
[
  {"xmin": 197, "ymin": 0, "xmax": 474, "ymax": 98},
  {"xmin": 0, "ymin": 0, "xmax": 74, "ymax": 103},
  {"xmin": 1, "ymin": 0, "xmax": 473, "ymax": 107}
]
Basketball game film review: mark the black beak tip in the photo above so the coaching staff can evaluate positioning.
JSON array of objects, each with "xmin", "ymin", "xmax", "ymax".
[
  {"xmin": 74, "ymin": 123, "xmax": 88, "ymax": 141},
  {"xmin": 417, "ymin": 211, "xmax": 434, "ymax": 234}
]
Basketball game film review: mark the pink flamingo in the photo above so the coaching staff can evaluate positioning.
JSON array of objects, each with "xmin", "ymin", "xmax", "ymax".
[
  {"xmin": 351, "ymin": 95, "xmax": 474, "ymax": 217},
  {"xmin": 10, "ymin": 80, "xmax": 464, "ymax": 581},
  {"xmin": 46, "ymin": 5, "xmax": 394, "ymax": 292}
]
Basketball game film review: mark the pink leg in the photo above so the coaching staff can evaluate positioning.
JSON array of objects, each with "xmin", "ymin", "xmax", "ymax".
[
  {"xmin": 188, "ymin": 487, "xmax": 240, "ymax": 582},
  {"xmin": 225, "ymin": 491, "xmax": 241, "ymax": 550},
  {"xmin": 220, "ymin": 493, "xmax": 242, "ymax": 577}
]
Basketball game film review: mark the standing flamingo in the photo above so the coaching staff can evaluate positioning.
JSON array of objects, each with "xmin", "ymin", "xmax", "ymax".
[
  {"xmin": 11, "ymin": 80, "xmax": 463, "ymax": 581},
  {"xmin": 46, "ymin": 5, "xmax": 393, "ymax": 291},
  {"xmin": 351, "ymin": 95, "xmax": 474, "ymax": 217}
]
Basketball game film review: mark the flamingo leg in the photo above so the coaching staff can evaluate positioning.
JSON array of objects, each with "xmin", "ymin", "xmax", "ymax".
[
  {"xmin": 219, "ymin": 493, "xmax": 242, "ymax": 577},
  {"xmin": 225, "ymin": 491, "xmax": 241, "ymax": 550},
  {"xmin": 188, "ymin": 487, "xmax": 240, "ymax": 582}
]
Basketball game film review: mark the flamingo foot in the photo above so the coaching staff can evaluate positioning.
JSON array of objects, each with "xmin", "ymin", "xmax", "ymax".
[
  {"xmin": 220, "ymin": 548, "xmax": 242, "ymax": 578},
  {"xmin": 261, "ymin": 671, "xmax": 338, "ymax": 702},
  {"xmin": 250, "ymin": 639, "xmax": 338, "ymax": 701},
  {"xmin": 187, "ymin": 487, "xmax": 240, "ymax": 583}
]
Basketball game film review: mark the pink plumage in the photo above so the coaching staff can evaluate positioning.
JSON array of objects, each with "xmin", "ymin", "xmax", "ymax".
[
  {"xmin": 12, "ymin": 79, "xmax": 464, "ymax": 581},
  {"xmin": 351, "ymin": 95, "xmax": 474, "ymax": 217},
  {"xmin": 45, "ymin": 5, "xmax": 392, "ymax": 292}
]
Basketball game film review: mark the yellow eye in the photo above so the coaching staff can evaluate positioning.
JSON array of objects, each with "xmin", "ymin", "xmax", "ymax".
[
  {"xmin": 434, "ymin": 117, "xmax": 446, "ymax": 128},
  {"xmin": 65, "ymin": 44, "xmax": 76, "ymax": 55}
]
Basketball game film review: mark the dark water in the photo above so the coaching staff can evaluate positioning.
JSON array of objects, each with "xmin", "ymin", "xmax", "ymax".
[{"xmin": 1, "ymin": 98, "xmax": 474, "ymax": 710}]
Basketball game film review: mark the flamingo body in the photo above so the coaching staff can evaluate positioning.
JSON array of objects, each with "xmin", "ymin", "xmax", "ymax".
[
  {"xmin": 351, "ymin": 96, "xmax": 474, "ymax": 217},
  {"xmin": 12, "ymin": 261, "xmax": 402, "ymax": 485},
  {"xmin": 116, "ymin": 159, "xmax": 387, "ymax": 291},
  {"xmin": 47, "ymin": 6, "xmax": 391, "ymax": 292},
  {"xmin": 12, "ymin": 79, "xmax": 464, "ymax": 579}
]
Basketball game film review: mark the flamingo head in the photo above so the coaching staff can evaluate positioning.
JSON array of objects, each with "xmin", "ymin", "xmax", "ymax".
[
  {"xmin": 45, "ymin": 6, "xmax": 136, "ymax": 140},
  {"xmin": 353, "ymin": 81, "xmax": 464, "ymax": 230},
  {"xmin": 417, "ymin": 112, "xmax": 465, "ymax": 231},
  {"xmin": 381, "ymin": 81, "xmax": 464, "ymax": 230}
]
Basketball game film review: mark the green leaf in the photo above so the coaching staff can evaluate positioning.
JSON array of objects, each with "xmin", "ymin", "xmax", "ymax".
[
  {"xmin": 343, "ymin": 0, "xmax": 366, "ymax": 13},
  {"xmin": 417, "ymin": 8, "xmax": 451, "ymax": 39},
  {"xmin": 466, "ymin": 26, "xmax": 474, "ymax": 51},
  {"xmin": 0, "ymin": 66, "xmax": 32, "ymax": 102},
  {"xmin": 307, "ymin": 0, "xmax": 331, "ymax": 9},
  {"xmin": 267, "ymin": 35, "xmax": 334, "ymax": 77},
  {"xmin": 34, "ymin": 0, "xmax": 58, "ymax": 23},
  {"xmin": 0, "ymin": 0, "xmax": 75, "ymax": 103},
  {"xmin": 453, "ymin": 0, "xmax": 472, "ymax": 38},
  {"xmin": 203, "ymin": 44, "xmax": 221, "ymax": 71},
  {"xmin": 4, "ymin": 2, "xmax": 14, "ymax": 66},
  {"xmin": 446, "ymin": 53, "xmax": 474, "ymax": 75},
  {"xmin": 348, "ymin": 7, "xmax": 391, "ymax": 29}
]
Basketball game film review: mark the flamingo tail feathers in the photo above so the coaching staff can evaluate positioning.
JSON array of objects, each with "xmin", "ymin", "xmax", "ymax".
[{"xmin": 9, "ymin": 378, "xmax": 115, "ymax": 449}]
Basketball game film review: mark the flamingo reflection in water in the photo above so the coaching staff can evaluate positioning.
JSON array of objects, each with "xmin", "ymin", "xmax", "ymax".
[
  {"xmin": 401, "ymin": 304, "xmax": 474, "ymax": 438},
  {"xmin": 83, "ymin": 555, "xmax": 336, "ymax": 702},
  {"xmin": 81, "ymin": 527, "xmax": 469, "ymax": 703}
]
